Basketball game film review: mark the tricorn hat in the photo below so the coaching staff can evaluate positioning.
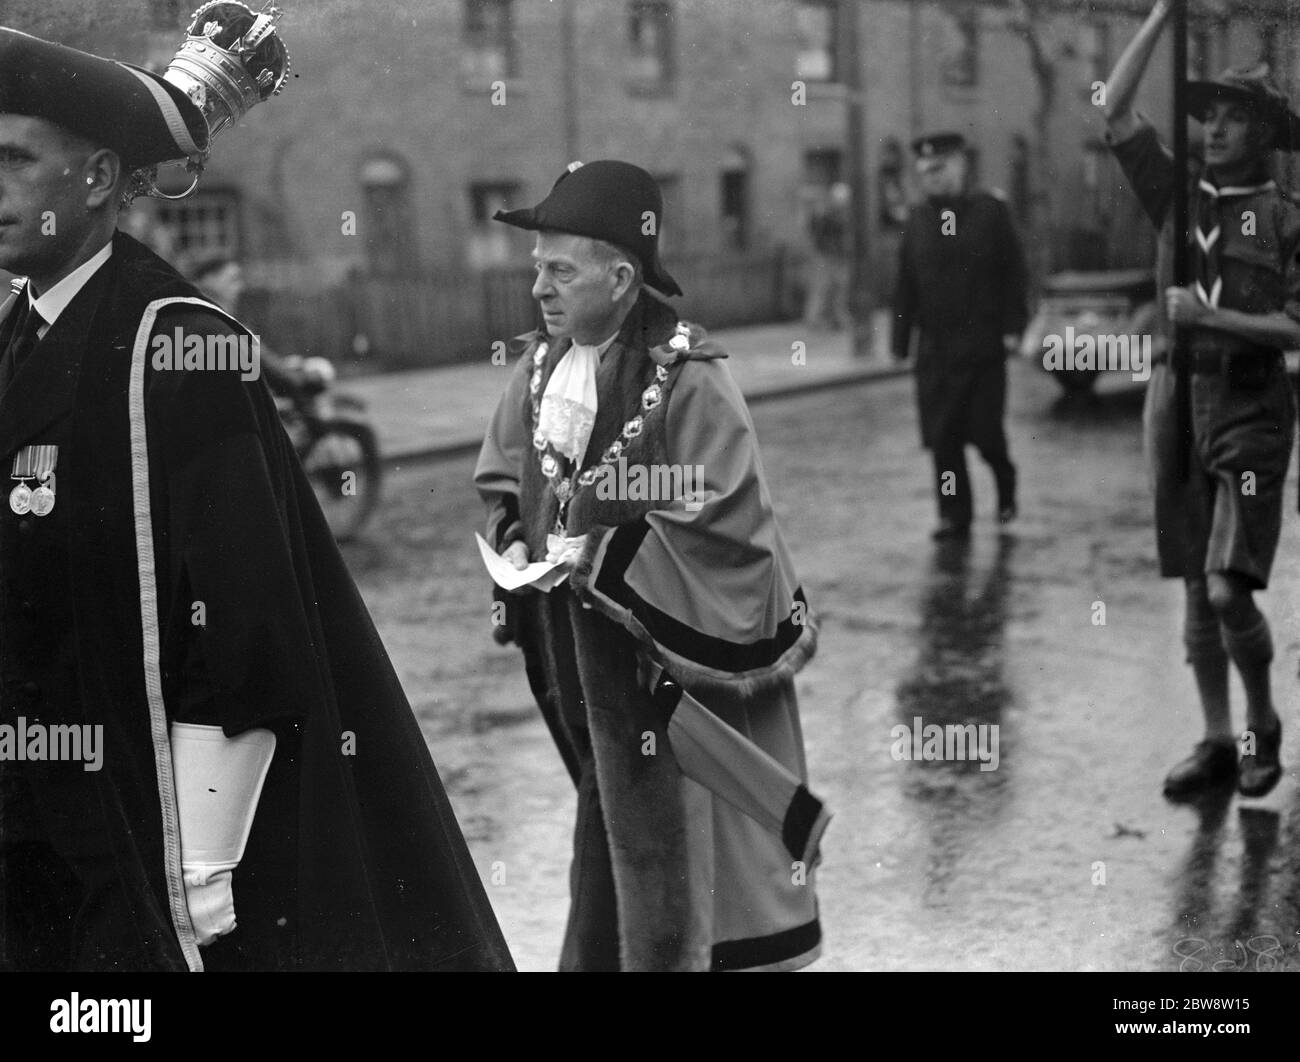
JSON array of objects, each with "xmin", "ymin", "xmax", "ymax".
[
  {"xmin": 911, "ymin": 131, "xmax": 967, "ymax": 159},
  {"xmin": 494, "ymin": 160, "xmax": 683, "ymax": 297},
  {"xmin": 1186, "ymin": 63, "xmax": 1300, "ymax": 152},
  {"xmin": 0, "ymin": 26, "xmax": 209, "ymax": 169}
]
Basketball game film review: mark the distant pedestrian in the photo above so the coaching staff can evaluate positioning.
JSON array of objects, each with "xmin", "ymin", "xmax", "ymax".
[
  {"xmin": 892, "ymin": 132, "xmax": 1028, "ymax": 539},
  {"xmin": 1105, "ymin": 0, "xmax": 1300, "ymax": 800},
  {"xmin": 803, "ymin": 182, "xmax": 850, "ymax": 331}
]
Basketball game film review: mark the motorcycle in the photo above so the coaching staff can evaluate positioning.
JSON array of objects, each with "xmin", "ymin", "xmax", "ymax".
[{"xmin": 276, "ymin": 356, "xmax": 382, "ymax": 543}]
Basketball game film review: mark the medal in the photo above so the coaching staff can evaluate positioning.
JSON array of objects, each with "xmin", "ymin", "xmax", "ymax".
[
  {"xmin": 30, "ymin": 474, "xmax": 55, "ymax": 517},
  {"xmin": 9, "ymin": 443, "xmax": 57, "ymax": 517},
  {"xmin": 9, "ymin": 483, "xmax": 30, "ymax": 515}
]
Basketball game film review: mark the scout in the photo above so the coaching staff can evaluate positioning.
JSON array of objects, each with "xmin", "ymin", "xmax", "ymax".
[
  {"xmin": 0, "ymin": 19, "xmax": 512, "ymax": 971},
  {"xmin": 1105, "ymin": 0, "xmax": 1300, "ymax": 799},
  {"xmin": 892, "ymin": 131, "xmax": 1029, "ymax": 540},
  {"xmin": 475, "ymin": 160, "xmax": 827, "ymax": 971}
]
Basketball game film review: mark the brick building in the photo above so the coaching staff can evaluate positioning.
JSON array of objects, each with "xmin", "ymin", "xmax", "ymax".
[{"xmin": 5, "ymin": 0, "xmax": 1298, "ymax": 363}]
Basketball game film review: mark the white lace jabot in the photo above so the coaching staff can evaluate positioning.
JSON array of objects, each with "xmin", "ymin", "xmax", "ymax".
[{"xmin": 538, "ymin": 332, "xmax": 617, "ymax": 464}]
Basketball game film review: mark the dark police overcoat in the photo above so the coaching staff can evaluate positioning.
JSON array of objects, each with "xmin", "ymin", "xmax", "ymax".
[
  {"xmin": 892, "ymin": 190, "xmax": 1029, "ymax": 450},
  {"xmin": 0, "ymin": 232, "xmax": 513, "ymax": 971}
]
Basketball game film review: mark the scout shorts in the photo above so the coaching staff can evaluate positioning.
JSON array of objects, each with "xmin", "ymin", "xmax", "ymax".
[{"xmin": 1143, "ymin": 358, "xmax": 1295, "ymax": 588}]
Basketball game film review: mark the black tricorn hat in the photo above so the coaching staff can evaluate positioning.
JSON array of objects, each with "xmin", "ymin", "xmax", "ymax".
[
  {"xmin": 494, "ymin": 160, "xmax": 683, "ymax": 297},
  {"xmin": 1186, "ymin": 63, "xmax": 1300, "ymax": 153},
  {"xmin": 911, "ymin": 131, "xmax": 967, "ymax": 158},
  {"xmin": 0, "ymin": 27, "xmax": 209, "ymax": 169}
]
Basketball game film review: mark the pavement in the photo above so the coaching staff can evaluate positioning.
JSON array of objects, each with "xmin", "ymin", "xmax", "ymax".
[
  {"xmin": 348, "ymin": 354, "xmax": 1275, "ymax": 971},
  {"xmin": 342, "ymin": 317, "xmax": 911, "ymax": 463}
]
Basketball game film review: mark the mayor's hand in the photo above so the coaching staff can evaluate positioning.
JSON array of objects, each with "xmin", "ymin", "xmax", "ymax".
[{"xmin": 502, "ymin": 541, "xmax": 529, "ymax": 570}]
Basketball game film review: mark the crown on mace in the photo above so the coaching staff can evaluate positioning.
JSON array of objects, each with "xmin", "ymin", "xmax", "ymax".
[{"xmin": 128, "ymin": 1, "xmax": 291, "ymax": 203}]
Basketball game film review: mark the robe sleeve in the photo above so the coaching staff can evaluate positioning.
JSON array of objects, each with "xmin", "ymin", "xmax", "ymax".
[
  {"xmin": 146, "ymin": 307, "xmax": 327, "ymax": 736},
  {"xmin": 570, "ymin": 355, "xmax": 817, "ymax": 696},
  {"xmin": 473, "ymin": 350, "xmax": 533, "ymax": 551}
]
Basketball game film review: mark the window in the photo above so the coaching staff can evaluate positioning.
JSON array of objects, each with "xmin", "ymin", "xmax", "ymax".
[
  {"xmin": 149, "ymin": 0, "xmax": 182, "ymax": 29},
  {"xmin": 651, "ymin": 173, "xmax": 681, "ymax": 255},
  {"xmin": 152, "ymin": 190, "xmax": 241, "ymax": 256},
  {"xmin": 628, "ymin": 1, "xmax": 674, "ymax": 91},
  {"xmin": 1081, "ymin": 21, "xmax": 1110, "ymax": 87},
  {"xmin": 720, "ymin": 149, "xmax": 750, "ymax": 252},
  {"xmin": 1190, "ymin": 26, "xmax": 1212, "ymax": 80},
  {"xmin": 803, "ymin": 148, "xmax": 842, "ymax": 188},
  {"xmin": 467, "ymin": 182, "xmax": 520, "ymax": 269},
  {"xmin": 462, "ymin": 0, "xmax": 516, "ymax": 83},
  {"xmin": 941, "ymin": 7, "xmax": 979, "ymax": 89},
  {"xmin": 1258, "ymin": 23, "xmax": 1277, "ymax": 69},
  {"xmin": 360, "ymin": 154, "xmax": 418, "ymax": 275},
  {"xmin": 795, "ymin": 0, "xmax": 837, "ymax": 83}
]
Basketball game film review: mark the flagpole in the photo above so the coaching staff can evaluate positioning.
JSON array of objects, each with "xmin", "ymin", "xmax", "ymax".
[{"xmin": 1172, "ymin": 0, "xmax": 1190, "ymax": 479}]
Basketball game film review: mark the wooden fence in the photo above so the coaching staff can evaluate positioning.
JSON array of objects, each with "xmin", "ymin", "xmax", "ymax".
[{"xmin": 242, "ymin": 248, "xmax": 799, "ymax": 371}]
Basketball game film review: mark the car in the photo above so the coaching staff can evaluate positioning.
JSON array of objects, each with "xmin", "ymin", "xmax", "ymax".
[{"xmin": 1020, "ymin": 268, "xmax": 1163, "ymax": 395}]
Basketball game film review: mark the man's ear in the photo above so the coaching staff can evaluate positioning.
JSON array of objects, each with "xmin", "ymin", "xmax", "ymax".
[
  {"xmin": 610, "ymin": 261, "xmax": 636, "ymax": 302},
  {"xmin": 83, "ymin": 148, "xmax": 123, "ymax": 209}
]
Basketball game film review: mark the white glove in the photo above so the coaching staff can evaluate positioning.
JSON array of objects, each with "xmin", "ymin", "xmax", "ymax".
[{"xmin": 170, "ymin": 723, "xmax": 276, "ymax": 946}]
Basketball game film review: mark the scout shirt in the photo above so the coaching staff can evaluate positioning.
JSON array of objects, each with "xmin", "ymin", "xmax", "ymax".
[{"xmin": 1109, "ymin": 114, "xmax": 1300, "ymax": 356}]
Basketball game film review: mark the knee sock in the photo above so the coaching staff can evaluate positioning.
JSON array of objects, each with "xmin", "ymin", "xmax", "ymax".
[
  {"xmin": 1220, "ymin": 613, "xmax": 1276, "ymax": 734},
  {"xmin": 1185, "ymin": 590, "xmax": 1232, "ymax": 742}
]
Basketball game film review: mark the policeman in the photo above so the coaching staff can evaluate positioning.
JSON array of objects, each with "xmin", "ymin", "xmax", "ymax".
[
  {"xmin": 1106, "ymin": 0, "xmax": 1300, "ymax": 799},
  {"xmin": 892, "ymin": 131, "xmax": 1029, "ymax": 540}
]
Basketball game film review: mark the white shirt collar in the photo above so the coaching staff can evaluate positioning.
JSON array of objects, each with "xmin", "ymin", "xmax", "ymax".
[{"xmin": 28, "ymin": 240, "xmax": 114, "ymax": 338}]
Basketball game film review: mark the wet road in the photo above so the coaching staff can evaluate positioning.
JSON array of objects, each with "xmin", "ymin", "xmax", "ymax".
[{"xmin": 343, "ymin": 359, "xmax": 1300, "ymax": 972}]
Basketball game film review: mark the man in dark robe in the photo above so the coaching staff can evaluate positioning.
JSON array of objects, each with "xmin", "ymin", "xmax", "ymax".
[
  {"xmin": 892, "ymin": 131, "xmax": 1029, "ymax": 539},
  {"xmin": 0, "ymin": 26, "xmax": 512, "ymax": 972}
]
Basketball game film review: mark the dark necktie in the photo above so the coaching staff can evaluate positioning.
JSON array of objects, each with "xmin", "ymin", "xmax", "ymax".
[{"xmin": 3, "ymin": 298, "xmax": 44, "ymax": 377}]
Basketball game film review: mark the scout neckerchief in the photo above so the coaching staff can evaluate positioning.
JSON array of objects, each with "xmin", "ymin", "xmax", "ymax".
[
  {"xmin": 530, "ymin": 321, "xmax": 693, "ymax": 534},
  {"xmin": 1193, "ymin": 174, "xmax": 1276, "ymax": 309}
]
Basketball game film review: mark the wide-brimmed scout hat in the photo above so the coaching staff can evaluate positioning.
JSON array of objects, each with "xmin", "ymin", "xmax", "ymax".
[
  {"xmin": 0, "ymin": 26, "xmax": 209, "ymax": 169},
  {"xmin": 494, "ymin": 159, "xmax": 683, "ymax": 297},
  {"xmin": 1186, "ymin": 63, "xmax": 1300, "ymax": 153}
]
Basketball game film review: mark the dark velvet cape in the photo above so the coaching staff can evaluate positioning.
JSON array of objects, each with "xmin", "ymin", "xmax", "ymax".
[{"xmin": 0, "ymin": 232, "xmax": 513, "ymax": 971}]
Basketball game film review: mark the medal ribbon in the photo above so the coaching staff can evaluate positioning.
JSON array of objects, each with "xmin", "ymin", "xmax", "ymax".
[{"xmin": 11, "ymin": 443, "xmax": 57, "ymax": 482}]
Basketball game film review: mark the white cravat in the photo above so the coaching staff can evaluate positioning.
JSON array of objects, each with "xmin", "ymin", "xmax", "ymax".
[{"xmin": 538, "ymin": 332, "xmax": 618, "ymax": 465}]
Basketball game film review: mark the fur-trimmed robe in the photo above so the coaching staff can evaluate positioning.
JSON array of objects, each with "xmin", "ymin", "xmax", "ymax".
[{"xmin": 476, "ymin": 292, "xmax": 824, "ymax": 971}]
